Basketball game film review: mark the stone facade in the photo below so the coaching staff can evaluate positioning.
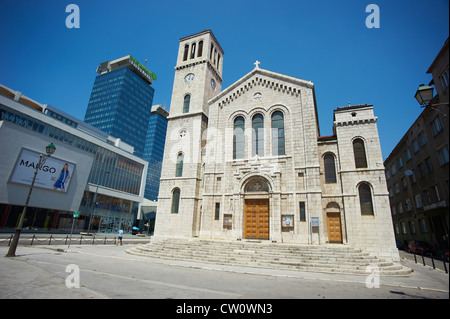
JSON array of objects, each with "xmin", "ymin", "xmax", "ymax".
[{"xmin": 153, "ymin": 30, "xmax": 399, "ymax": 261}]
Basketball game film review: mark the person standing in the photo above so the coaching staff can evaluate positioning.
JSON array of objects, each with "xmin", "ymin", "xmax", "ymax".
[{"xmin": 117, "ymin": 228, "xmax": 123, "ymax": 245}]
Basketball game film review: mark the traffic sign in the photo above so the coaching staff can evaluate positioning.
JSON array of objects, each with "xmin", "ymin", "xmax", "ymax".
[{"xmin": 73, "ymin": 211, "xmax": 79, "ymax": 218}]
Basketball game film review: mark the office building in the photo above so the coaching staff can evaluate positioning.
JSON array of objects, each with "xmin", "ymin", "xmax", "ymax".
[
  {"xmin": 0, "ymin": 84, "xmax": 148, "ymax": 234},
  {"xmin": 85, "ymin": 55, "xmax": 168, "ymax": 200}
]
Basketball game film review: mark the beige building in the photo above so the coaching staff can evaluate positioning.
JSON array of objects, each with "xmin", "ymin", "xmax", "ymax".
[{"xmin": 153, "ymin": 30, "xmax": 399, "ymax": 261}]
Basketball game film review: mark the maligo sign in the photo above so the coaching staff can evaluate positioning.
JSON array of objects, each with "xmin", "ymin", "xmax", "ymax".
[{"xmin": 9, "ymin": 148, "xmax": 76, "ymax": 193}]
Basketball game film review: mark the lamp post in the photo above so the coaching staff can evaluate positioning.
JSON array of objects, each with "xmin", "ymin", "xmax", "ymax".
[
  {"xmin": 5, "ymin": 143, "xmax": 56, "ymax": 257},
  {"xmin": 414, "ymin": 84, "xmax": 434, "ymax": 107}
]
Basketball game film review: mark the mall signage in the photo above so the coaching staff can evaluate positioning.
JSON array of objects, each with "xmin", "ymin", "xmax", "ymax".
[{"xmin": 9, "ymin": 148, "xmax": 76, "ymax": 193}]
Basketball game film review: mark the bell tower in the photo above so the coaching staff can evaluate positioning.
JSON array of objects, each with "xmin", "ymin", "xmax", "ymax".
[
  {"xmin": 153, "ymin": 30, "xmax": 224, "ymax": 240},
  {"xmin": 170, "ymin": 29, "xmax": 224, "ymax": 115}
]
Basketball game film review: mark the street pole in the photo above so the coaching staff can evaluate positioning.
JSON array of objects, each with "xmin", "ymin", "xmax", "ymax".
[{"xmin": 6, "ymin": 154, "xmax": 43, "ymax": 257}]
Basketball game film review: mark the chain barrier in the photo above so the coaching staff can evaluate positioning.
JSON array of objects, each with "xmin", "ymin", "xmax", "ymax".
[{"xmin": 0, "ymin": 234, "xmax": 118, "ymax": 246}]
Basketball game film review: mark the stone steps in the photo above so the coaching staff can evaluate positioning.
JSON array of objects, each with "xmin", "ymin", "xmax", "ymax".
[{"xmin": 126, "ymin": 238, "xmax": 411, "ymax": 276}]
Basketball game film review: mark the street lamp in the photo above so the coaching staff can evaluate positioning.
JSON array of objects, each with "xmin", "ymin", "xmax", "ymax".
[
  {"xmin": 414, "ymin": 84, "xmax": 434, "ymax": 107},
  {"xmin": 5, "ymin": 143, "xmax": 56, "ymax": 257}
]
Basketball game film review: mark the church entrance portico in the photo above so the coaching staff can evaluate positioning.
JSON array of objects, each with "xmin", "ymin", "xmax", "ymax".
[{"xmin": 241, "ymin": 175, "xmax": 272, "ymax": 240}]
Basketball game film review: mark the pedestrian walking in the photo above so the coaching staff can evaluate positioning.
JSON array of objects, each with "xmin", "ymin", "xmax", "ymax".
[{"xmin": 117, "ymin": 228, "xmax": 123, "ymax": 246}]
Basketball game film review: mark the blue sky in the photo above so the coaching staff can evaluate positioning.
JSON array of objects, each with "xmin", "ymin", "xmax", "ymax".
[{"xmin": 0, "ymin": 0, "xmax": 448, "ymax": 160}]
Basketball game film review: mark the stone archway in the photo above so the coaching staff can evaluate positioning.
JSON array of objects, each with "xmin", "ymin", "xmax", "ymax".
[{"xmin": 242, "ymin": 176, "xmax": 271, "ymax": 240}]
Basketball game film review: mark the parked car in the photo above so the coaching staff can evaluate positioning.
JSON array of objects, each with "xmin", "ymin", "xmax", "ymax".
[
  {"xmin": 396, "ymin": 240, "xmax": 405, "ymax": 250},
  {"xmin": 407, "ymin": 241, "xmax": 433, "ymax": 255}
]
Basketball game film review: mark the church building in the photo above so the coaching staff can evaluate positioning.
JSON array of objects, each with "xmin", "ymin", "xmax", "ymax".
[{"xmin": 153, "ymin": 30, "xmax": 399, "ymax": 261}]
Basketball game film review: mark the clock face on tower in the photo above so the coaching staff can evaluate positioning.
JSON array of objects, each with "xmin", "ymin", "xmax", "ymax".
[
  {"xmin": 184, "ymin": 73, "xmax": 195, "ymax": 83},
  {"xmin": 211, "ymin": 79, "xmax": 216, "ymax": 90}
]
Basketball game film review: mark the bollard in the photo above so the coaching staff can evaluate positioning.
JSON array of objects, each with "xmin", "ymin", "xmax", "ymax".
[
  {"xmin": 421, "ymin": 252, "xmax": 425, "ymax": 266},
  {"xmin": 31, "ymin": 234, "xmax": 35, "ymax": 246},
  {"xmin": 444, "ymin": 260, "xmax": 448, "ymax": 274},
  {"xmin": 49, "ymin": 235, "xmax": 53, "ymax": 245},
  {"xmin": 65, "ymin": 235, "xmax": 68, "ymax": 245},
  {"xmin": 79, "ymin": 236, "xmax": 82, "ymax": 245},
  {"xmin": 414, "ymin": 251, "xmax": 417, "ymax": 264},
  {"xmin": 104, "ymin": 236, "xmax": 107, "ymax": 245},
  {"xmin": 431, "ymin": 254, "xmax": 436, "ymax": 269},
  {"xmin": 92, "ymin": 235, "xmax": 95, "ymax": 245}
]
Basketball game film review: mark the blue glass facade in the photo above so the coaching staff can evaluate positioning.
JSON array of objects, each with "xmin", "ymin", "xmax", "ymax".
[
  {"xmin": 85, "ymin": 60, "xmax": 168, "ymax": 201},
  {"xmin": 143, "ymin": 111, "xmax": 168, "ymax": 200},
  {"xmin": 85, "ymin": 67, "xmax": 155, "ymax": 158}
]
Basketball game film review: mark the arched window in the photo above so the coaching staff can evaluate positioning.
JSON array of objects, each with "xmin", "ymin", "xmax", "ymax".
[
  {"xmin": 353, "ymin": 138, "xmax": 368, "ymax": 168},
  {"xmin": 233, "ymin": 117, "xmax": 245, "ymax": 159},
  {"xmin": 271, "ymin": 111, "xmax": 285, "ymax": 156},
  {"xmin": 252, "ymin": 114, "xmax": 264, "ymax": 156},
  {"xmin": 183, "ymin": 95, "xmax": 190, "ymax": 113},
  {"xmin": 176, "ymin": 152, "xmax": 184, "ymax": 177},
  {"xmin": 190, "ymin": 43, "xmax": 196, "ymax": 59},
  {"xmin": 359, "ymin": 183, "xmax": 374, "ymax": 215},
  {"xmin": 183, "ymin": 44, "xmax": 189, "ymax": 61},
  {"xmin": 197, "ymin": 41, "xmax": 203, "ymax": 57},
  {"xmin": 171, "ymin": 188, "xmax": 180, "ymax": 214},
  {"xmin": 324, "ymin": 153, "xmax": 337, "ymax": 183}
]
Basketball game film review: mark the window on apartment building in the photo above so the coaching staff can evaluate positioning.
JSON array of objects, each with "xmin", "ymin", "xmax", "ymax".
[
  {"xmin": 391, "ymin": 205, "xmax": 397, "ymax": 216},
  {"xmin": 440, "ymin": 67, "xmax": 449, "ymax": 91},
  {"xmin": 438, "ymin": 145, "xmax": 449, "ymax": 166},
  {"xmin": 405, "ymin": 199, "xmax": 412, "ymax": 211},
  {"xmin": 409, "ymin": 221, "xmax": 416, "ymax": 234},
  {"xmin": 425, "ymin": 157, "xmax": 433, "ymax": 173},
  {"xmin": 419, "ymin": 131, "xmax": 427, "ymax": 147},
  {"xmin": 405, "ymin": 148, "xmax": 412, "ymax": 161},
  {"xmin": 431, "ymin": 116, "xmax": 443, "ymax": 136},
  {"xmin": 413, "ymin": 139, "xmax": 419, "ymax": 153},
  {"xmin": 401, "ymin": 222, "xmax": 407, "ymax": 234},
  {"xmin": 397, "ymin": 157, "xmax": 403, "ymax": 169},
  {"xmin": 415, "ymin": 194, "xmax": 422, "ymax": 209},
  {"xmin": 419, "ymin": 219, "xmax": 428, "ymax": 233},
  {"xmin": 398, "ymin": 202, "xmax": 404, "ymax": 214}
]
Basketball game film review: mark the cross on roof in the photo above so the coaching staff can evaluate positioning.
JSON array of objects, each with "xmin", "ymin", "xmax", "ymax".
[{"xmin": 254, "ymin": 60, "xmax": 260, "ymax": 68}]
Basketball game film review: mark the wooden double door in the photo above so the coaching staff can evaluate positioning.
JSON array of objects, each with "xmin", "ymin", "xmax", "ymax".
[{"xmin": 244, "ymin": 199, "xmax": 270, "ymax": 239}]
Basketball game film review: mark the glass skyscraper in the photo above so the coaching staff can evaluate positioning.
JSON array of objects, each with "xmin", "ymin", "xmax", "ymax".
[
  {"xmin": 144, "ymin": 105, "xmax": 169, "ymax": 200},
  {"xmin": 85, "ymin": 55, "xmax": 167, "ymax": 200}
]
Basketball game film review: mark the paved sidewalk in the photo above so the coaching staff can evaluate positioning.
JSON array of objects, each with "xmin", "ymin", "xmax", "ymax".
[{"xmin": 0, "ymin": 244, "xmax": 448, "ymax": 299}]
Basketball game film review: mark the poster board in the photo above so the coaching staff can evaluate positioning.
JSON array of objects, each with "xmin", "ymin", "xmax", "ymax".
[{"xmin": 9, "ymin": 148, "xmax": 76, "ymax": 193}]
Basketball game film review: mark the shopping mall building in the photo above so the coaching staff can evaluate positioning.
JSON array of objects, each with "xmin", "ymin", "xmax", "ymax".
[{"xmin": 0, "ymin": 84, "xmax": 148, "ymax": 234}]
